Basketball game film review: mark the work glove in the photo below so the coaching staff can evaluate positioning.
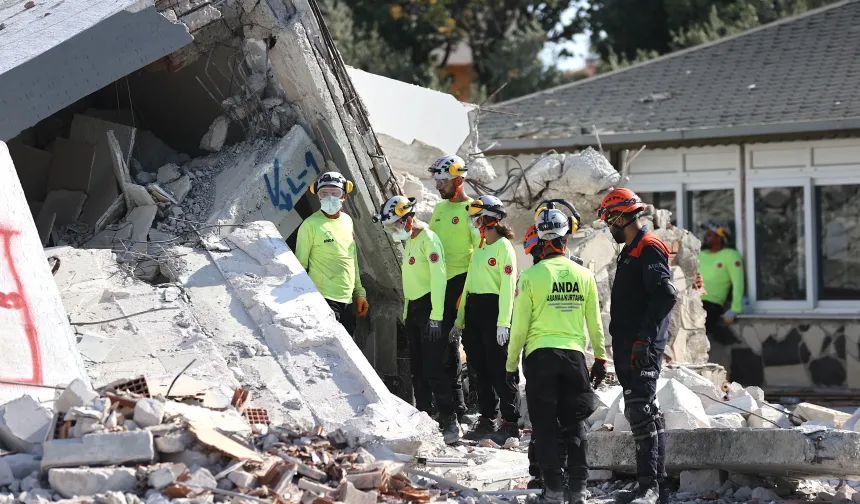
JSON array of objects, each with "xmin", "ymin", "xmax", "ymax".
[
  {"xmin": 449, "ymin": 326, "xmax": 463, "ymax": 343},
  {"xmin": 426, "ymin": 320, "xmax": 442, "ymax": 342},
  {"xmin": 694, "ymin": 272, "xmax": 704, "ymax": 290},
  {"xmin": 631, "ymin": 340, "xmax": 651, "ymax": 369},
  {"xmin": 589, "ymin": 359, "xmax": 607, "ymax": 389},
  {"xmin": 355, "ymin": 297, "xmax": 369, "ymax": 317},
  {"xmin": 722, "ymin": 310, "xmax": 738, "ymax": 324},
  {"xmin": 496, "ymin": 326, "xmax": 510, "ymax": 346},
  {"xmin": 505, "ymin": 371, "xmax": 519, "ymax": 392}
]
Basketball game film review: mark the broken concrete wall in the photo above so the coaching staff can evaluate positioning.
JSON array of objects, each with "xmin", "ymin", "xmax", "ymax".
[
  {"xmin": 0, "ymin": 142, "xmax": 88, "ymax": 403},
  {"xmin": 712, "ymin": 319, "xmax": 860, "ymax": 388}
]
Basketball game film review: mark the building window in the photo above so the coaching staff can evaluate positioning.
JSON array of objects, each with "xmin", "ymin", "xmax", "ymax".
[
  {"xmin": 816, "ymin": 184, "xmax": 860, "ymax": 300},
  {"xmin": 639, "ymin": 191, "xmax": 677, "ymax": 224},
  {"xmin": 753, "ymin": 187, "xmax": 806, "ymax": 301},
  {"xmin": 687, "ymin": 189, "xmax": 736, "ymax": 244}
]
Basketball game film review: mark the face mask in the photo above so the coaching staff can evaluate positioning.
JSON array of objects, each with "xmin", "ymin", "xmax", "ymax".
[
  {"xmin": 320, "ymin": 196, "xmax": 343, "ymax": 215},
  {"xmin": 391, "ymin": 228, "xmax": 411, "ymax": 241}
]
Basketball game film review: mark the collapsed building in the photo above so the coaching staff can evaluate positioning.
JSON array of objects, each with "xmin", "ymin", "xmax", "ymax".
[{"xmin": 3, "ymin": 0, "xmax": 860, "ymax": 503}]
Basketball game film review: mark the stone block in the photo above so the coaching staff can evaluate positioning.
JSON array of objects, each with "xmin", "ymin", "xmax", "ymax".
[
  {"xmin": 708, "ymin": 413, "xmax": 746, "ymax": 429},
  {"xmin": 165, "ymin": 175, "xmax": 192, "ymax": 204},
  {"xmin": 227, "ymin": 470, "xmax": 258, "ymax": 489},
  {"xmin": 48, "ymin": 467, "xmax": 137, "ymax": 498},
  {"xmin": 54, "ymin": 378, "xmax": 99, "ymax": 413},
  {"xmin": 0, "ymin": 395, "xmax": 53, "ymax": 454},
  {"xmin": 200, "ymin": 116, "xmax": 229, "ymax": 152},
  {"xmin": 794, "ymin": 403, "xmax": 851, "ymax": 428},
  {"xmin": 41, "ymin": 431, "xmax": 154, "ymax": 470},
  {"xmin": 587, "ymin": 470, "xmax": 613, "ymax": 481},
  {"xmin": 745, "ymin": 386, "xmax": 766, "ymax": 403},
  {"xmin": 147, "ymin": 466, "xmax": 176, "ymax": 490},
  {"xmin": 337, "ymin": 481, "xmax": 377, "ymax": 504},
  {"xmin": 134, "ymin": 399, "xmax": 165, "ymax": 428},
  {"xmin": 656, "ymin": 379, "xmax": 710, "ymax": 429},
  {"xmin": 154, "ymin": 430, "xmax": 194, "ymax": 454},
  {"xmin": 752, "ymin": 487, "xmax": 782, "ymax": 502},
  {"xmin": 704, "ymin": 395, "xmax": 758, "ymax": 417},
  {"xmin": 748, "ymin": 405, "xmax": 792, "ymax": 429},
  {"xmin": 0, "ymin": 453, "xmax": 40, "ymax": 479},
  {"xmin": 844, "ymin": 407, "xmax": 860, "ymax": 432},
  {"xmin": 156, "ymin": 164, "xmax": 181, "ymax": 184},
  {"xmin": 0, "ymin": 459, "xmax": 14, "ymax": 487},
  {"xmin": 679, "ymin": 470, "xmax": 726, "ymax": 494}
]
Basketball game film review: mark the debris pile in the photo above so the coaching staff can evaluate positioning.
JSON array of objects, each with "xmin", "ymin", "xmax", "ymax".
[{"xmin": 0, "ymin": 379, "xmax": 470, "ymax": 504}]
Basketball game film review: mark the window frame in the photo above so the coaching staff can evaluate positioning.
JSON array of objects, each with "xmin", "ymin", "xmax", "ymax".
[
  {"xmin": 811, "ymin": 175, "xmax": 860, "ymax": 312},
  {"xmin": 683, "ymin": 182, "xmax": 744, "ymax": 260}
]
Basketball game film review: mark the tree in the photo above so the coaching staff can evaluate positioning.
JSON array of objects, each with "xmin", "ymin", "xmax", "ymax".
[{"xmin": 577, "ymin": 0, "xmax": 841, "ymax": 65}]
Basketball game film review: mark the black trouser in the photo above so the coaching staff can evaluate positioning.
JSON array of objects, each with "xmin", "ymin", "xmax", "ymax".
[
  {"xmin": 702, "ymin": 300, "xmax": 739, "ymax": 345},
  {"xmin": 443, "ymin": 273, "xmax": 468, "ymax": 417},
  {"xmin": 406, "ymin": 294, "xmax": 460, "ymax": 416},
  {"xmin": 463, "ymin": 293, "xmax": 520, "ymax": 422},
  {"xmin": 326, "ymin": 298, "xmax": 356, "ymax": 336},
  {"xmin": 524, "ymin": 348, "xmax": 596, "ymax": 490},
  {"xmin": 522, "ymin": 349, "xmax": 567, "ymax": 479},
  {"xmin": 613, "ymin": 340, "xmax": 667, "ymax": 485}
]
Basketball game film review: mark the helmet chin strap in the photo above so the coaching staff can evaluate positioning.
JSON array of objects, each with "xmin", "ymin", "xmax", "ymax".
[
  {"xmin": 477, "ymin": 217, "xmax": 499, "ymax": 248},
  {"xmin": 449, "ymin": 178, "xmax": 464, "ymax": 201},
  {"xmin": 540, "ymin": 239, "xmax": 566, "ymax": 259}
]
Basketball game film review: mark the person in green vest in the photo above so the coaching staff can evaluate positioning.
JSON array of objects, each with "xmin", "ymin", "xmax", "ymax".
[
  {"xmin": 428, "ymin": 154, "xmax": 479, "ymax": 421},
  {"xmin": 698, "ymin": 222, "xmax": 744, "ymax": 345},
  {"xmin": 373, "ymin": 195, "xmax": 463, "ymax": 444},
  {"xmin": 295, "ymin": 172, "xmax": 368, "ymax": 336}
]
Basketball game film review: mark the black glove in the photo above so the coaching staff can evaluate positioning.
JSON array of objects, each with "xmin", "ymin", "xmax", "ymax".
[
  {"xmin": 425, "ymin": 319, "xmax": 442, "ymax": 341},
  {"xmin": 589, "ymin": 359, "xmax": 606, "ymax": 389},
  {"xmin": 631, "ymin": 340, "xmax": 651, "ymax": 369},
  {"xmin": 505, "ymin": 371, "xmax": 519, "ymax": 392}
]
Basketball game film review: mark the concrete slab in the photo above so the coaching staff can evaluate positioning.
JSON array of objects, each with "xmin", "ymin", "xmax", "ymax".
[
  {"xmin": 47, "ymin": 138, "xmax": 96, "ymax": 193},
  {"xmin": 41, "ymin": 430, "xmax": 155, "ymax": 470},
  {"xmin": 1, "ymin": 143, "xmax": 89, "ymax": 404},
  {"xmin": 7, "ymin": 143, "xmax": 52, "ymax": 202},
  {"xmin": 587, "ymin": 428, "xmax": 860, "ymax": 477},
  {"xmin": 38, "ymin": 190, "xmax": 86, "ymax": 227}
]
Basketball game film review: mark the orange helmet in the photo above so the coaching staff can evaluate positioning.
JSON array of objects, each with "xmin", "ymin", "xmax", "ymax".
[
  {"xmin": 598, "ymin": 188, "xmax": 646, "ymax": 221},
  {"xmin": 523, "ymin": 224, "xmax": 540, "ymax": 255}
]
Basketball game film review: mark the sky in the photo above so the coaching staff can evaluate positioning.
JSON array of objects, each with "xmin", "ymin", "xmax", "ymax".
[{"xmin": 539, "ymin": 4, "xmax": 591, "ymax": 71}]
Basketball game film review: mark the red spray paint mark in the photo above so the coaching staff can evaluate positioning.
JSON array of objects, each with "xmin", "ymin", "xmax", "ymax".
[{"xmin": 0, "ymin": 228, "xmax": 43, "ymax": 385}]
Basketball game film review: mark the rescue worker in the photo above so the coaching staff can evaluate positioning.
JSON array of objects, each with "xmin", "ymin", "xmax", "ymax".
[
  {"xmin": 598, "ymin": 188, "xmax": 678, "ymax": 504},
  {"xmin": 507, "ymin": 201, "xmax": 608, "ymax": 504},
  {"xmin": 373, "ymin": 195, "xmax": 463, "ymax": 444},
  {"xmin": 428, "ymin": 154, "xmax": 479, "ymax": 421},
  {"xmin": 296, "ymin": 172, "xmax": 368, "ymax": 335},
  {"xmin": 450, "ymin": 195, "xmax": 519, "ymax": 443},
  {"xmin": 698, "ymin": 222, "xmax": 744, "ymax": 345}
]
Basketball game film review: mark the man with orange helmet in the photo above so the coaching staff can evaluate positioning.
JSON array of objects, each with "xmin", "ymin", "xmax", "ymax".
[{"xmin": 598, "ymin": 188, "xmax": 677, "ymax": 504}]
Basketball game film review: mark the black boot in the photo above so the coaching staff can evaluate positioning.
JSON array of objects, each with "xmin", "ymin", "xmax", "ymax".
[
  {"xmin": 440, "ymin": 413, "xmax": 463, "ymax": 445},
  {"xmin": 464, "ymin": 416, "xmax": 497, "ymax": 440},
  {"xmin": 566, "ymin": 478, "xmax": 587, "ymax": 504},
  {"xmin": 529, "ymin": 471, "xmax": 566, "ymax": 504},
  {"xmin": 630, "ymin": 478, "xmax": 659, "ymax": 504},
  {"xmin": 488, "ymin": 419, "xmax": 521, "ymax": 445}
]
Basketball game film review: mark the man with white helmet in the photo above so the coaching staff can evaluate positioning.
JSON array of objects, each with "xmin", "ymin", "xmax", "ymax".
[
  {"xmin": 507, "ymin": 200, "xmax": 608, "ymax": 504},
  {"xmin": 373, "ymin": 195, "xmax": 463, "ymax": 444},
  {"xmin": 296, "ymin": 172, "xmax": 368, "ymax": 335},
  {"xmin": 428, "ymin": 154, "xmax": 478, "ymax": 421},
  {"xmin": 451, "ymin": 195, "xmax": 520, "ymax": 443}
]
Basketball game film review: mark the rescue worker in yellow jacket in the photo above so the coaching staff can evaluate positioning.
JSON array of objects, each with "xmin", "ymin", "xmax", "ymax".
[
  {"xmin": 450, "ymin": 195, "xmax": 519, "ymax": 443},
  {"xmin": 428, "ymin": 154, "xmax": 480, "ymax": 420},
  {"xmin": 296, "ymin": 172, "xmax": 368, "ymax": 335},
  {"xmin": 373, "ymin": 195, "xmax": 463, "ymax": 444},
  {"xmin": 507, "ymin": 200, "xmax": 608, "ymax": 504},
  {"xmin": 698, "ymin": 221, "xmax": 744, "ymax": 345}
]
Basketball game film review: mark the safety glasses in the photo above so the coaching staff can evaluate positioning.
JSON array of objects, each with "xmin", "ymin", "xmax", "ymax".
[{"xmin": 317, "ymin": 187, "xmax": 343, "ymax": 199}]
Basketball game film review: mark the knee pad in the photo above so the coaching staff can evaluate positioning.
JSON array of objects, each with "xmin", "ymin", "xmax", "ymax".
[{"xmin": 625, "ymin": 400, "xmax": 657, "ymax": 440}]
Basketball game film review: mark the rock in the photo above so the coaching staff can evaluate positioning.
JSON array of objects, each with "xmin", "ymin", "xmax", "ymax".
[
  {"xmin": 227, "ymin": 471, "xmax": 257, "ymax": 489},
  {"xmin": 734, "ymin": 486, "xmax": 753, "ymax": 500},
  {"xmin": 134, "ymin": 399, "xmax": 164, "ymax": 428},
  {"xmin": 135, "ymin": 172, "xmax": 156, "ymax": 185},
  {"xmin": 183, "ymin": 468, "xmax": 216, "ymax": 493},
  {"xmin": 656, "ymin": 379, "xmax": 711, "ymax": 429},
  {"xmin": 680, "ymin": 470, "xmax": 726, "ymax": 494},
  {"xmin": 41, "ymin": 431, "xmax": 155, "ymax": 470},
  {"xmin": 0, "ymin": 395, "xmax": 53, "ymax": 454},
  {"xmin": 153, "ymin": 430, "xmax": 194, "ymax": 454},
  {"xmin": 748, "ymin": 404, "xmax": 792, "ymax": 429},
  {"xmin": 21, "ymin": 472, "xmax": 41, "ymax": 491},
  {"xmin": 337, "ymin": 481, "xmax": 377, "ymax": 504},
  {"xmin": 156, "ymin": 164, "xmax": 181, "ymax": 184},
  {"xmin": 124, "ymin": 420, "xmax": 140, "ymax": 431},
  {"xmin": 662, "ymin": 367, "xmax": 723, "ymax": 406},
  {"xmin": 725, "ymin": 382, "xmax": 748, "ymax": 400},
  {"xmin": 752, "ymin": 487, "xmax": 782, "ymax": 502},
  {"xmin": 0, "ymin": 459, "xmax": 14, "ymax": 487},
  {"xmin": 795, "ymin": 403, "xmax": 851, "ymax": 429},
  {"xmin": 835, "ymin": 485, "xmax": 856, "ymax": 503},
  {"xmin": 745, "ymin": 386, "xmax": 766, "ymax": 403},
  {"xmin": 96, "ymin": 491, "xmax": 127, "ymax": 504},
  {"xmin": 704, "ymin": 395, "xmax": 758, "ymax": 417},
  {"xmin": 587, "ymin": 470, "xmax": 613, "ymax": 481},
  {"xmin": 165, "ymin": 175, "xmax": 192, "ymax": 204},
  {"xmin": 1, "ymin": 453, "xmax": 40, "ymax": 479},
  {"xmin": 161, "ymin": 449, "xmax": 209, "ymax": 470},
  {"xmin": 72, "ymin": 417, "xmax": 103, "ymax": 438},
  {"xmin": 844, "ymin": 407, "xmax": 860, "ymax": 432},
  {"xmin": 48, "ymin": 467, "xmax": 137, "ymax": 498},
  {"xmin": 54, "ymin": 379, "xmax": 99, "ymax": 413},
  {"xmin": 147, "ymin": 467, "xmax": 175, "ymax": 490},
  {"xmin": 708, "ymin": 413, "xmax": 746, "ymax": 429},
  {"xmin": 200, "ymin": 116, "xmax": 229, "ymax": 153}
]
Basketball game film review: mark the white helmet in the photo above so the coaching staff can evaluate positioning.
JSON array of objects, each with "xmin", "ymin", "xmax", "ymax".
[
  {"xmin": 535, "ymin": 208, "xmax": 570, "ymax": 241},
  {"xmin": 311, "ymin": 171, "xmax": 353, "ymax": 194},
  {"xmin": 373, "ymin": 195, "xmax": 416, "ymax": 226},
  {"xmin": 466, "ymin": 195, "xmax": 506, "ymax": 220},
  {"xmin": 428, "ymin": 155, "xmax": 467, "ymax": 181}
]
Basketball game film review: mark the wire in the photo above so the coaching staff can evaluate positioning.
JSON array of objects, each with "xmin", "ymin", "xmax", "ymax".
[
  {"xmin": 70, "ymin": 307, "xmax": 180, "ymax": 326},
  {"xmin": 166, "ymin": 358, "xmax": 198, "ymax": 397}
]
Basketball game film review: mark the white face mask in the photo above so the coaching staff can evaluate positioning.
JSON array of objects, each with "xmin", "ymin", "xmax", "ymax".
[
  {"xmin": 320, "ymin": 196, "xmax": 343, "ymax": 215},
  {"xmin": 391, "ymin": 227, "xmax": 411, "ymax": 241}
]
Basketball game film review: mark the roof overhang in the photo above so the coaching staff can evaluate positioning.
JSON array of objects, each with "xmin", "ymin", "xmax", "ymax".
[{"xmin": 484, "ymin": 117, "xmax": 860, "ymax": 153}]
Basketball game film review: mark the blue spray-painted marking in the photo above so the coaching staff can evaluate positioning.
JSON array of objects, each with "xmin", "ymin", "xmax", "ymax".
[{"xmin": 263, "ymin": 152, "xmax": 323, "ymax": 212}]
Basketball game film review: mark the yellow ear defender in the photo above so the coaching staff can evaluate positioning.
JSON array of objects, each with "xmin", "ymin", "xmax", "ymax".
[
  {"xmin": 309, "ymin": 176, "xmax": 353, "ymax": 195},
  {"xmin": 394, "ymin": 199, "xmax": 412, "ymax": 217},
  {"xmin": 449, "ymin": 162, "xmax": 466, "ymax": 177}
]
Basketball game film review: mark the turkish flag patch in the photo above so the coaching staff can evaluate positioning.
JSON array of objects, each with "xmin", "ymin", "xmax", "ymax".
[
  {"xmin": 717, "ymin": 263, "xmax": 723, "ymax": 268},
  {"xmin": 488, "ymin": 258, "xmax": 497, "ymax": 266},
  {"xmin": 504, "ymin": 265, "xmax": 513, "ymax": 275},
  {"xmin": 735, "ymin": 261, "xmax": 741, "ymax": 267},
  {"xmin": 429, "ymin": 252, "xmax": 440, "ymax": 263},
  {"xmin": 409, "ymin": 257, "xmax": 416, "ymax": 265},
  {"xmin": 452, "ymin": 216, "xmax": 459, "ymax": 224}
]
